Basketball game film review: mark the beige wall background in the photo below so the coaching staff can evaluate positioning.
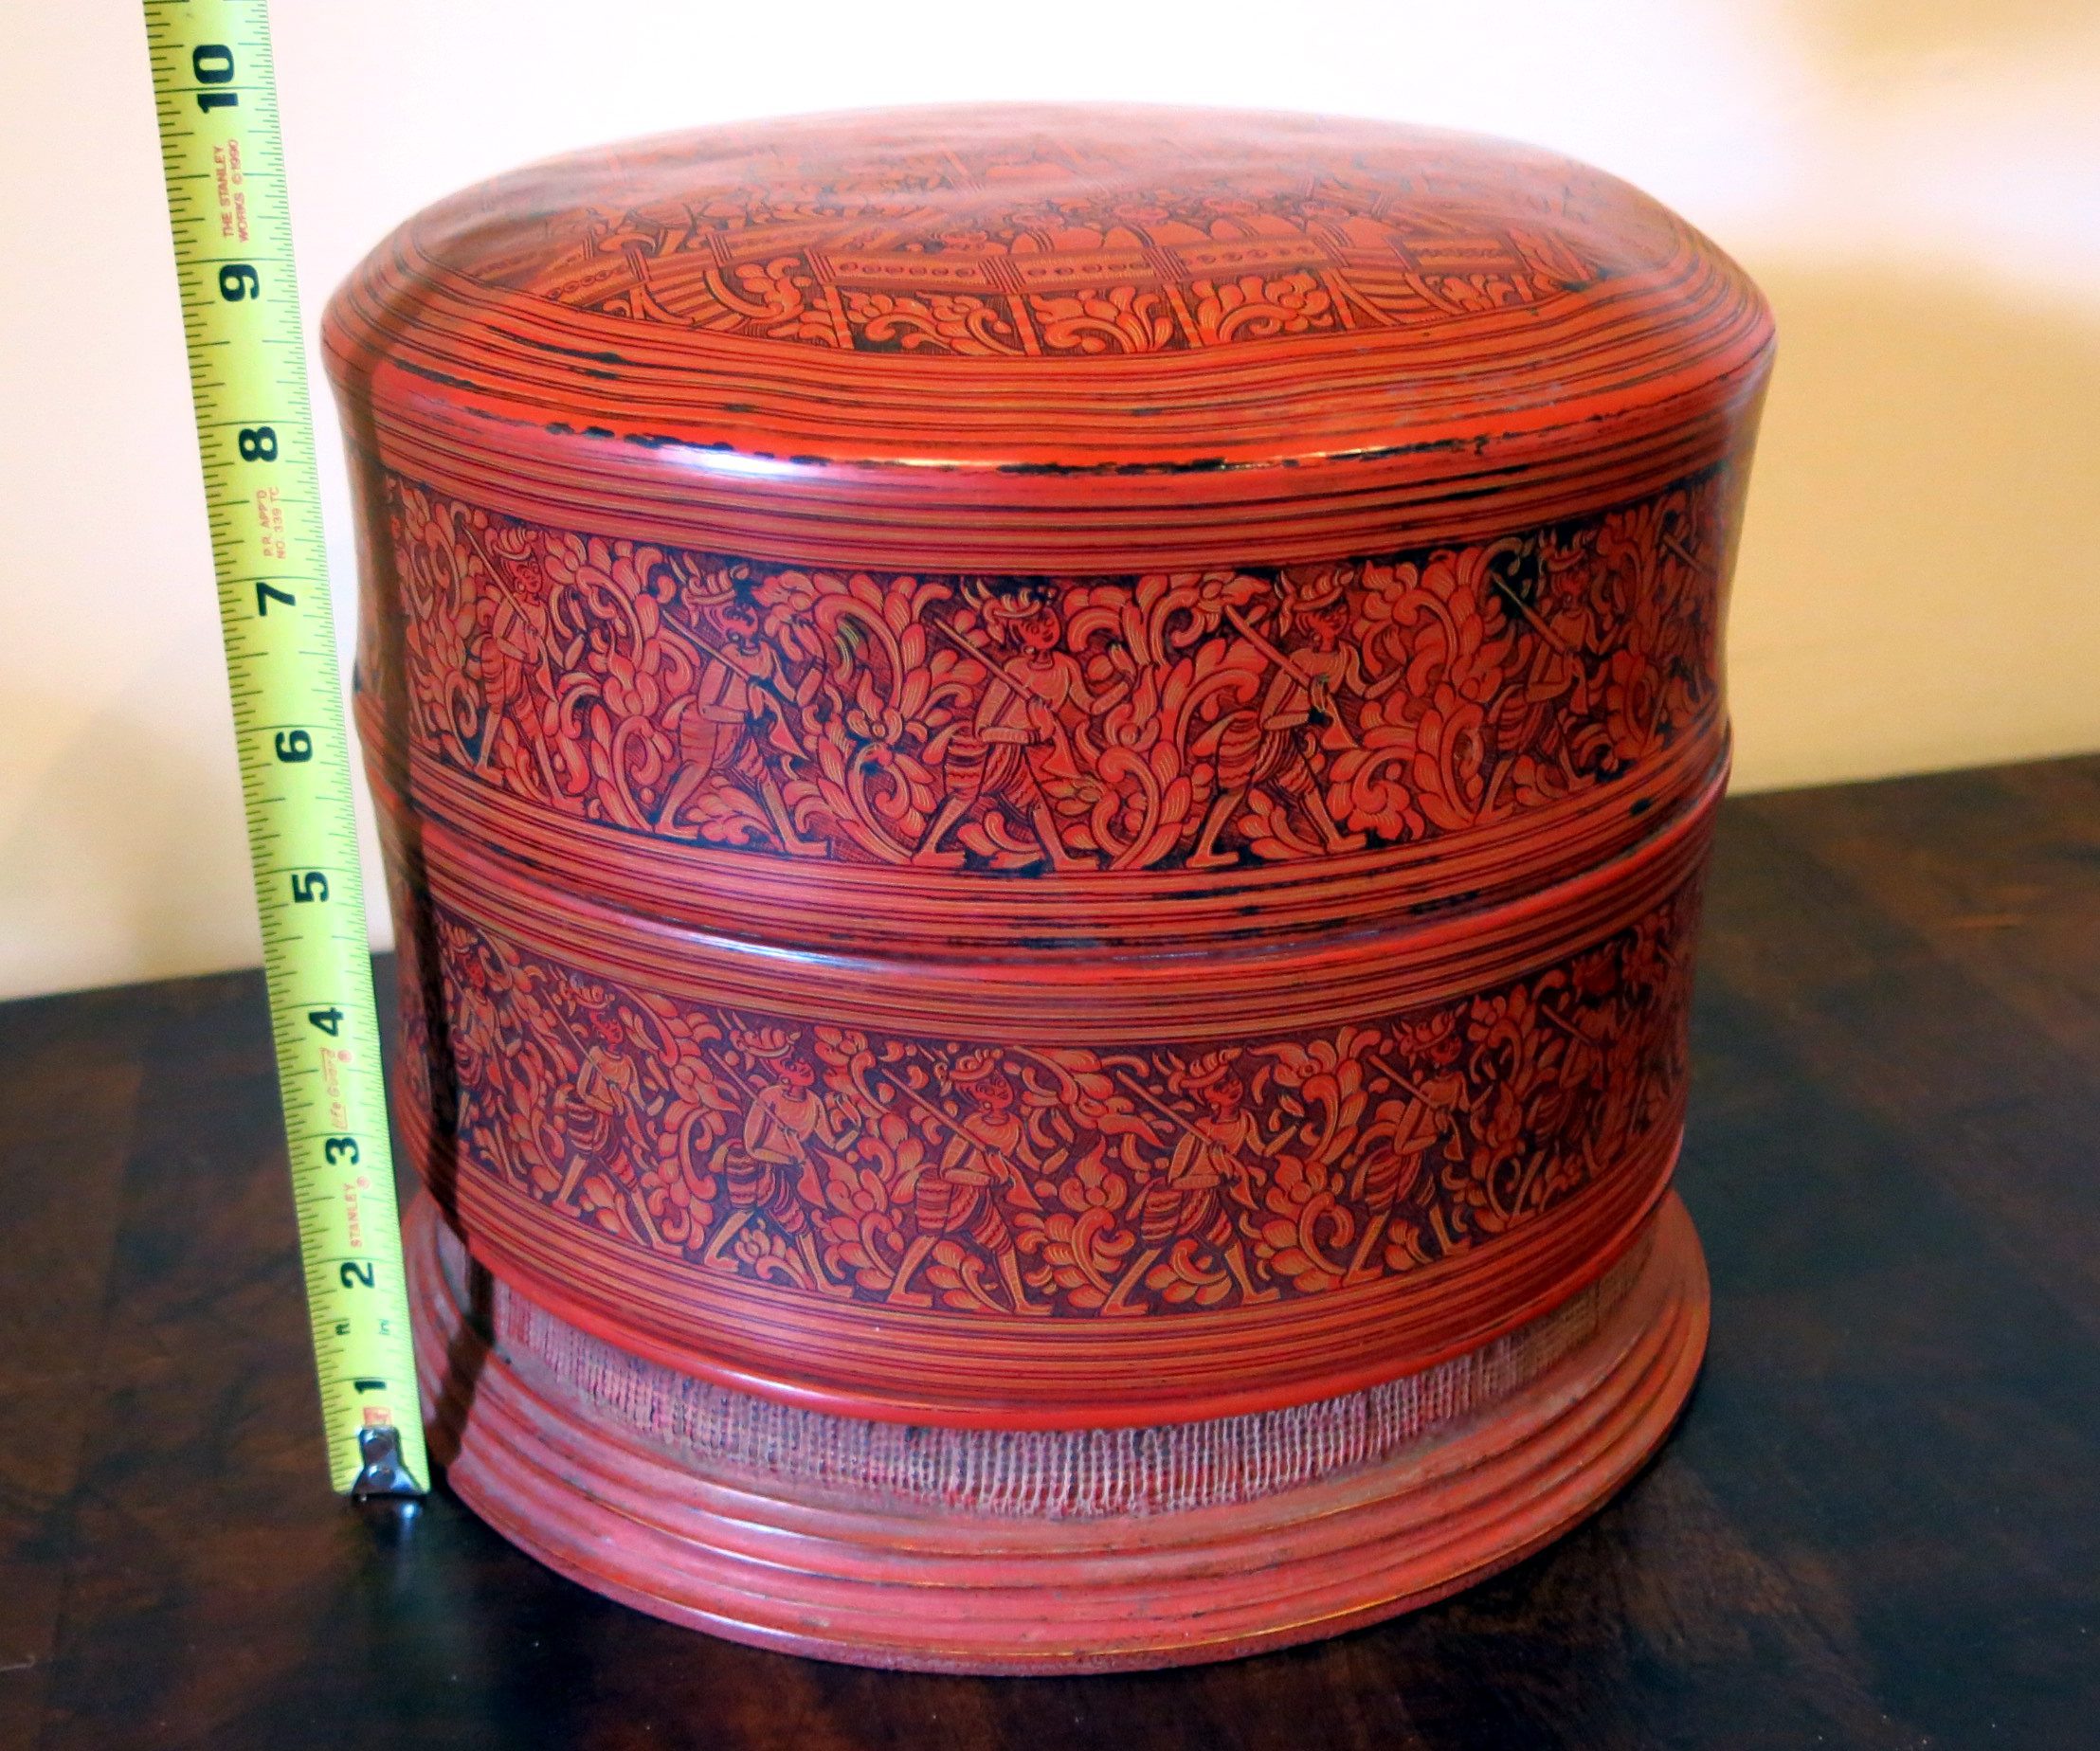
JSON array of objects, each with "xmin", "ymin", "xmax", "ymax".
[{"xmin": 3, "ymin": 1, "xmax": 2097, "ymax": 1001}]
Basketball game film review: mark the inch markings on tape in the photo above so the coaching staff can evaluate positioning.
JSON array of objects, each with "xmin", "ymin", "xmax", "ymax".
[{"xmin": 142, "ymin": 0, "xmax": 425, "ymax": 1496}]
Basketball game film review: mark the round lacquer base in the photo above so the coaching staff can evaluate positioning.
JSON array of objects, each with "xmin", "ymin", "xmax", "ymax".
[{"xmin": 407, "ymin": 1194, "xmax": 1709, "ymax": 1674}]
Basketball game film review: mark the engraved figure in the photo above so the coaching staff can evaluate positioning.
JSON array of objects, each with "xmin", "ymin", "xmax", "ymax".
[
  {"xmin": 1348, "ymin": 1019, "xmax": 1468, "ymax": 1282},
  {"xmin": 1188, "ymin": 569, "xmax": 1371, "ymax": 867},
  {"xmin": 659, "ymin": 585, "xmax": 819, "ymax": 852},
  {"xmin": 918, "ymin": 585, "xmax": 1105, "ymax": 870},
  {"xmin": 552, "ymin": 1007, "xmax": 645, "ymax": 1211},
  {"xmin": 699, "ymin": 1034, "xmax": 848, "ymax": 1293},
  {"xmin": 1105, "ymin": 1056, "xmax": 1281, "ymax": 1309},
  {"xmin": 886, "ymin": 1056, "xmax": 1047, "ymax": 1314}
]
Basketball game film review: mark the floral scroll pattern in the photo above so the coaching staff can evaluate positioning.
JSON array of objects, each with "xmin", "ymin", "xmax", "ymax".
[
  {"xmin": 403, "ymin": 886, "xmax": 1696, "ymax": 1319},
  {"xmin": 479, "ymin": 142, "xmax": 1614, "ymax": 357},
  {"xmin": 372, "ymin": 470, "xmax": 1727, "ymax": 874}
]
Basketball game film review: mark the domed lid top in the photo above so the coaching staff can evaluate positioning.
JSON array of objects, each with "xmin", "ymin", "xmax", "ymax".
[{"xmin": 325, "ymin": 105, "xmax": 1772, "ymax": 568}]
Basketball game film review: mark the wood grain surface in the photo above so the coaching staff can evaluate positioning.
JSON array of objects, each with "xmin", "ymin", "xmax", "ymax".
[{"xmin": 3, "ymin": 755, "xmax": 2096, "ymax": 1748}]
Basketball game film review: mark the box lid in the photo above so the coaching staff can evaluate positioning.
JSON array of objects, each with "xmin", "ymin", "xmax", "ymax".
[{"xmin": 324, "ymin": 103, "xmax": 1772, "ymax": 571}]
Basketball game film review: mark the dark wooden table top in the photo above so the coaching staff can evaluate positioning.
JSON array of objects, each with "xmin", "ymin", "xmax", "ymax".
[{"xmin": 5, "ymin": 755, "xmax": 2098, "ymax": 1750}]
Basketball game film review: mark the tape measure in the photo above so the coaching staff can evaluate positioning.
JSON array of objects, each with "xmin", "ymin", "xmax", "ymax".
[{"xmin": 143, "ymin": 0, "xmax": 425, "ymax": 1497}]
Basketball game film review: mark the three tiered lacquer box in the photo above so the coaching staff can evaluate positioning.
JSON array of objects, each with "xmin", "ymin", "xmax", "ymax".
[{"xmin": 325, "ymin": 103, "xmax": 1772, "ymax": 1671}]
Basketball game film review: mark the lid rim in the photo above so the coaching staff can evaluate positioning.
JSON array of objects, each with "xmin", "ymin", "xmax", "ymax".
[{"xmin": 324, "ymin": 105, "xmax": 1774, "ymax": 564}]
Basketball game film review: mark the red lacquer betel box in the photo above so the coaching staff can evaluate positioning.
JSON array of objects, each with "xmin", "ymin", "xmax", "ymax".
[{"xmin": 325, "ymin": 104, "xmax": 1771, "ymax": 1671}]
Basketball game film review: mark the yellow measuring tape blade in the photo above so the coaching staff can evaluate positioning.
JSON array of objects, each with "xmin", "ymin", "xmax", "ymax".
[{"xmin": 142, "ymin": 0, "xmax": 425, "ymax": 1496}]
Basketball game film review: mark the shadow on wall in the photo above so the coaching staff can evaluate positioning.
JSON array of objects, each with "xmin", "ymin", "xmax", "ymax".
[
  {"xmin": 1727, "ymin": 265, "xmax": 2100, "ymax": 794},
  {"xmin": 0, "ymin": 691, "xmax": 258, "ymax": 998}
]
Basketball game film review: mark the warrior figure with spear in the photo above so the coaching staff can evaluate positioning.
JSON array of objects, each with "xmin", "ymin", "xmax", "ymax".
[
  {"xmin": 1186, "ymin": 568, "xmax": 1371, "ymax": 869},
  {"xmin": 1103, "ymin": 1052, "xmax": 1281, "ymax": 1312},
  {"xmin": 698, "ymin": 1027, "xmax": 852, "ymax": 1295},
  {"xmin": 659, "ymin": 575, "xmax": 822, "ymax": 854},
  {"xmin": 1347, "ymin": 1014, "xmax": 1471, "ymax": 1283},
  {"xmin": 915, "ymin": 583, "xmax": 1112, "ymax": 871},
  {"xmin": 884, "ymin": 1054, "xmax": 1048, "ymax": 1315}
]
